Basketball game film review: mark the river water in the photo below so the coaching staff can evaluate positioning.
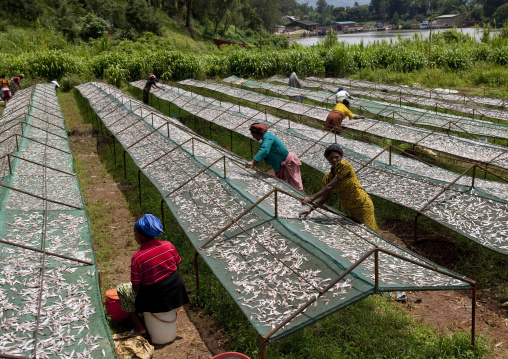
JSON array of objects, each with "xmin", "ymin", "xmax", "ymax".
[{"xmin": 292, "ymin": 27, "xmax": 486, "ymax": 46}]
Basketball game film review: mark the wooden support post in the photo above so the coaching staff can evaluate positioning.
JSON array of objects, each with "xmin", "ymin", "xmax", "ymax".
[
  {"xmin": 194, "ymin": 251, "xmax": 200, "ymax": 291},
  {"xmin": 138, "ymin": 170, "xmax": 142, "ymax": 205},
  {"xmin": 123, "ymin": 151, "xmax": 127, "ymax": 179}
]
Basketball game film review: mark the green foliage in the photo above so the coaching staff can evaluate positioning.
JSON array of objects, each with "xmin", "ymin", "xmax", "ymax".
[
  {"xmin": 434, "ymin": 30, "xmax": 471, "ymax": 44},
  {"xmin": 124, "ymin": 0, "xmax": 161, "ymax": 36},
  {"xmin": 0, "ymin": 50, "xmax": 85, "ymax": 80},
  {"xmin": 80, "ymin": 12, "xmax": 108, "ymax": 40},
  {"xmin": 322, "ymin": 27, "xmax": 339, "ymax": 48},
  {"xmin": 322, "ymin": 45, "xmax": 355, "ymax": 77},
  {"xmin": 60, "ymin": 74, "xmax": 88, "ymax": 91},
  {"xmin": 487, "ymin": 46, "xmax": 508, "ymax": 65},
  {"xmin": 431, "ymin": 47, "xmax": 473, "ymax": 70},
  {"xmin": 104, "ymin": 64, "xmax": 128, "ymax": 87}
]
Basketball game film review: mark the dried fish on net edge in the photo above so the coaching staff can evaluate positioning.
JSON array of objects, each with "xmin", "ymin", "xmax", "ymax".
[{"xmin": 0, "ymin": 83, "xmax": 116, "ymax": 358}]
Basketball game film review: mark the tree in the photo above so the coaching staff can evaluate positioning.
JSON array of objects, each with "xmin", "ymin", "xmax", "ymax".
[
  {"xmin": 317, "ymin": 0, "xmax": 328, "ymax": 15},
  {"xmin": 492, "ymin": 3, "xmax": 508, "ymax": 23},
  {"xmin": 0, "ymin": 0, "xmax": 42, "ymax": 22},
  {"xmin": 85, "ymin": 0, "xmax": 114, "ymax": 19},
  {"xmin": 56, "ymin": 0, "xmax": 84, "ymax": 41},
  {"xmin": 469, "ymin": 6, "xmax": 484, "ymax": 20},
  {"xmin": 358, "ymin": 5, "xmax": 369, "ymax": 20},
  {"xmin": 81, "ymin": 12, "xmax": 107, "ymax": 39},
  {"xmin": 125, "ymin": 0, "xmax": 161, "ymax": 35},
  {"xmin": 392, "ymin": 11, "xmax": 399, "ymax": 25},
  {"xmin": 387, "ymin": 0, "xmax": 405, "ymax": 18},
  {"xmin": 248, "ymin": 0, "xmax": 281, "ymax": 30},
  {"xmin": 484, "ymin": 0, "xmax": 506, "ymax": 17},
  {"xmin": 186, "ymin": 0, "xmax": 192, "ymax": 28}
]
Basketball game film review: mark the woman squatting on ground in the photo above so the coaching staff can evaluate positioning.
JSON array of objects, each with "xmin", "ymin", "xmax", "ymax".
[{"xmin": 117, "ymin": 214, "xmax": 190, "ymax": 335}]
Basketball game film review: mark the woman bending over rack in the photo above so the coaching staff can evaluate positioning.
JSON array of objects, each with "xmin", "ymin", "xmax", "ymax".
[
  {"xmin": 245, "ymin": 123, "xmax": 303, "ymax": 191},
  {"xmin": 299, "ymin": 145, "xmax": 378, "ymax": 232}
]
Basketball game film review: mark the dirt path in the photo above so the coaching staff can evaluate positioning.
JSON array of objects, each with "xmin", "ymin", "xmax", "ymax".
[
  {"xmin": 61, "ymin": 93, "xmax": 213, "ymax": 358},
  {"xmin": 379, "ymin": 225, "xmax": 508, "ymax": 359}
]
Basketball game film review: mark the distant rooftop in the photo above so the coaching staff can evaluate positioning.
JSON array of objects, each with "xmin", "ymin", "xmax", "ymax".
[
  {"xmin": 291, "ymin": 20, "xmax": 320, "ymax": 26},
  {"xmin": 435, "ymin": 14, "xmax": 459, "ymax": 18},
  {"xmin": 335, "ymin": 21, "xmax": 356, "ymax": 25}
]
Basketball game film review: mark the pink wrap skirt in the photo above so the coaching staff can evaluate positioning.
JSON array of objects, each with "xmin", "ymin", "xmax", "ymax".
[{"xmin": 276, "ymin": 151, "xmax": 303, "ymax": 191}]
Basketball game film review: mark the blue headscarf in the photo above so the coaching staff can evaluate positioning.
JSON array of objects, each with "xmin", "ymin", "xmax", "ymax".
[
  {"xmin": 338, "ymin": 87, "xmax": 344, "ymax": 92},
  {"xmin": 135, "ymin": 214, "xmax": 165, "ymax": 238}
]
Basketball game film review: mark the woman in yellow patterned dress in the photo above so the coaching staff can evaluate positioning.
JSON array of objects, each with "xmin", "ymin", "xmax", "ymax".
[{"xmin": 299, "ymin": 145, "xmax": 378, "ymax": 232}]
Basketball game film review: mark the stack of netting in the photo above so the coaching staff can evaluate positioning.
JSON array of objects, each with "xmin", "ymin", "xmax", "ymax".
[
  {"xmin": 0, "ymin": 84, "xmax": 115, "ymax": 359},
  {"xmin": 222, "ymin": 76, "xmax": 508, "ymax": 172},
  {"xmin": 298, "ymin": 76, "xmax": 508, "ymax": 124},
  {"xmin": 267, "ymin": 75, "xmax": 508, "ymax": 140},
  {"xmin": 308, "ymin": 76, "xmax": 508, "ymax": 108},
  {"xmin": 77, "ymin": 82, "xmax": 472, "ymax": 349},
  {"xmin": 131, "ymin": 80, "xmax": 508, "ymax": 256}
]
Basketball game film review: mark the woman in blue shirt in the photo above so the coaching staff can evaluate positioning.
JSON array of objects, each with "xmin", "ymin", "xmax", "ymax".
[{"xmin": 245, "ymin": 123, "xmax": 303, "ymax": 190}]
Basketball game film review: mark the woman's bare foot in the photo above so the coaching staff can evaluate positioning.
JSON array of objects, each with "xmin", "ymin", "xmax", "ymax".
[{"xmin": 129, "ymin": 312, "xmax": 147, "ymax": 336}]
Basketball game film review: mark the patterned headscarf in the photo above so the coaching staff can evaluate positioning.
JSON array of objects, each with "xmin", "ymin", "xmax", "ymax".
[{"xmin": 134, "ymin": 214, "xmax": 165, "ymax": 238}]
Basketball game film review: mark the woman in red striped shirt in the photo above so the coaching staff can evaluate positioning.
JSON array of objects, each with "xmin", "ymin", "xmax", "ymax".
[{"xmin": 117, "ymin": 214, "xmax": 189, "ymax": 335}]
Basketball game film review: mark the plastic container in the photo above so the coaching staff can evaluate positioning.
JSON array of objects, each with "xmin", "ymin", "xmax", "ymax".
[
  {"xmin": 144, "ymin": 310, "xmax": 178, "ymax": 344},
  {"xmin": 104, "ymin": 288, "xmax": 129, "ymax": 323},
  {"xmin": 211, "ymin": 353, "xmax": 251, "ymax": 359}
]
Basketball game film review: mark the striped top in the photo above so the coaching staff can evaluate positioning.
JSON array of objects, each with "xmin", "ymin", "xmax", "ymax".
[{"xmin": 131, "ymin": 239, "xmax": 181, "ymax": 286}]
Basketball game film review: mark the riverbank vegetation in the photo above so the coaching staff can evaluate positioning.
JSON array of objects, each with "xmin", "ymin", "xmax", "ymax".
[{"xmin": 1, "ymin": 26, "xmax": 508, "ymax": 96}]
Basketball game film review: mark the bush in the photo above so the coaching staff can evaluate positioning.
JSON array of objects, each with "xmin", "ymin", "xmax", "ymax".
[
  {"xmin": 60, "ymin": 74, "xmax": 87, "ymax": 91},
  {"xmin": 487, "ymin": 46, "xmax": 508, "ymax": 65},
  {"xmin": 81, "ymin": 12, "xmax": 108, "ymax": 40},
  {"xmin": 21, "ymin": 51, "xmax": 85, "ymax": 80},
  {"xmin": 104, "ymin": 64, "xmax": 127, "ymax": 87}
]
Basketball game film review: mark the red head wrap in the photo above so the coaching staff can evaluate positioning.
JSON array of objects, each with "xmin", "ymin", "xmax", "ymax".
[{"xmin": 249, "ymin": 123, "xmax": 268, "ymax": 134}]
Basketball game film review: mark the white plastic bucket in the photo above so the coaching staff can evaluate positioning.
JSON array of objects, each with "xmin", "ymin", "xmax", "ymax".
[{"xmin": 143, "ymin": 309, "xmax": 178, "ymax": 344}]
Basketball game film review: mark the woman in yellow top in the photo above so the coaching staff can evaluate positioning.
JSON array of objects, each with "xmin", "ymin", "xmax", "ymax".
[
  {"xmin": 299, "ymin": 145, "xmax": 378, "ymax": 232},
  {"xmin": 324, "ymin": 99, "xmax": 364, "ymax": 133}
]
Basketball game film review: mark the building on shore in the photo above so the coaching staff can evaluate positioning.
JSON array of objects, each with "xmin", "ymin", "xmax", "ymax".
[
  {"xmin": 285, "ymin": 20, "xmax": 320, "ymax": 32},
  {"xmin": 274, "ymin": 25, "xmax": 286, "ymax": 34},
  {"xmin": 334, "ymin": 21, "xmax": 356, "ymax": 32},
  {"xmin": 434, "ymin": 14, "xmax": 460, "ymax": 26}
]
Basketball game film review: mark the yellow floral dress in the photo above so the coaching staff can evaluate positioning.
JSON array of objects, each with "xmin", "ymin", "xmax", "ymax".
[{"xmin": 322, "ymin": 160, "xmax": 378, "ymax": 232}]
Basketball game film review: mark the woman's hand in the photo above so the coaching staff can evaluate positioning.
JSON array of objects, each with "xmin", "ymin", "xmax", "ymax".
[
  {"xmin": 302, "ymin": 196, "xmax": 312, "ymax": 204},
  {"xmin": 299, "ymin": 210, "xmax": 312, "ymax": 218},
  {"xmin": 245, "ymin": 160, "xmax": 256, "ymax": 168}
]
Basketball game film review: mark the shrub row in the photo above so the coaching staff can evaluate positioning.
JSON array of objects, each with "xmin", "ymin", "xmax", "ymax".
[{"xmin": 1, "ymin": 41, "xmax": 507, "ymax": 82}]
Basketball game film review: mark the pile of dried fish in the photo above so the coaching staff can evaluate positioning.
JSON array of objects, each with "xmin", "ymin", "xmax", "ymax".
[
  {"xmin": 308, "ymin": 76, "xmax": 508, "ymax": 109},
  {"xmin": 78, "ymin": 81, "xmax": 471, "ymax": 341},
  {"xmin": 132, "ymin": 80, "xmax": 508, "ymax": 256},
  {"xmin": 269, "ymin": 75, "xmax": 508, "ymax": 127},
  {"xmin": 0, "ymin": 84, "xmax": 115, "ymax": 358},
  {"xmin": 221, "ymin": 76, "xmax": 508, "ymax": 170}
]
